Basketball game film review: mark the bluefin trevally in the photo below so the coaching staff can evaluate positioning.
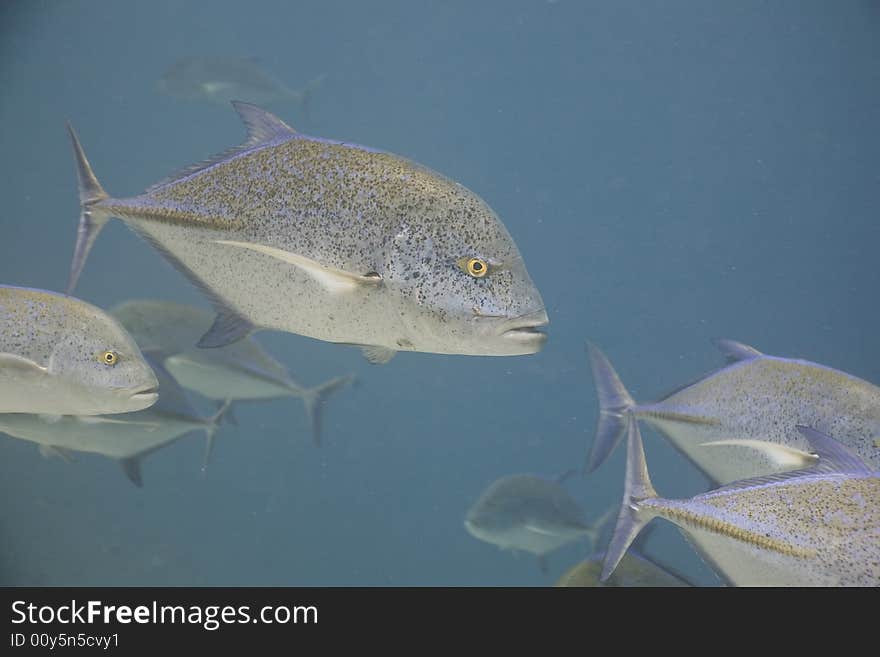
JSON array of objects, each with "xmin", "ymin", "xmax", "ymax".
[
  {"xmin": 111, "ymin": 299, "xmax": 354, "ymax": 446},
  {"xmin": 586, "ymin": 340, "xmax": 880, "ymax": 484},
  {"xmin": 0, "ymin": 285, "xmax": 158, "ymax": 416},
  {"xmin": 65, "ymin": 102, "xmax": 548, "ymax": 363},
  {"xmin": 0, "ymin": 358, "xmax": 231, "ymax": 487},
  {"xmin": 555, "ymin": 550, "xmax": 694, "ymax": 587},
  {"xmin": 465, "ymin": 473, "xmax": 611, "ymax": 571},
  {"xmin": 601, "ymin": 419, "xmax": 880, "ymax": 586},
  {"xmin": 157, "ymin": 56, "xmax": 324, "ymax": 114}
]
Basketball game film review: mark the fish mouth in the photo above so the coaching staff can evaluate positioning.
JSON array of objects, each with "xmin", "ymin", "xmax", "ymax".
[
  {"xmin": 128, "ymin": 384, "xmax": 159, "ymax": 401},
  {"xmin": 499, "ymin": 309, "xmax": 549, "ymax": 343}
]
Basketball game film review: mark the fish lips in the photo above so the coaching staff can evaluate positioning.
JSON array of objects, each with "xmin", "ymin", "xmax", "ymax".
[
  {"xmin": 497, "ymin": 309, "xmax": 549, "ymax": 347},
  {"xmin": 127, "ymin": 383, "xmax": 160, "ymax": 407}
]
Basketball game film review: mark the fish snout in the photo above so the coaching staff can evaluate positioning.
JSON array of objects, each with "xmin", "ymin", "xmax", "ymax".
[
  {"xmin": 498, "ymin": 308, "xmax": 549, "ymax": 346},
  {"xmin": 126, "ymin": 377, "xmax": 160, "ymax": 406}
]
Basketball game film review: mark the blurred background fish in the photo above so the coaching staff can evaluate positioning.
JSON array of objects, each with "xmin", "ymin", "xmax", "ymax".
[
  {"xmin": 0, "ymin": 358, "xmax": 233, "ymax": 487},
  {"xmin": 464, "ymin": 472, "xmax": 612, "ymax": 573},
  {"xmin": 112, "ymin": 299, "xmax": 355, "ymax": 447},
  {"xmin": 157, "ymin": 56, "xmax": 325, "ymax": 120}
]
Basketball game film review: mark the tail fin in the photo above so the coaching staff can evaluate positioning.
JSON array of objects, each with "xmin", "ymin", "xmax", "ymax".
[
  {"xmin": 201, "ymin": 399, "xmax": 235, "ymax": 472},
  {"xmin": 600, "ymin": 417, "xmax": 658, "ymax": 582},
  {"xmin": 300, "ymin": 373, "xmax": 355, "ymax": 447},
  {"xmin": 585, "ymin": 343, "xmax": 637, "ymax": 472},
  {"xmin": 66, "ymin": 122, "xmax": 111, "ymax": 294}
]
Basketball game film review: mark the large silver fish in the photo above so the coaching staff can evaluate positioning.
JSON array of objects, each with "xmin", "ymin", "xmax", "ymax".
[
  {"xmin": 555, "ymin": 550, "xmax": 694, "ymax": 587},
  {"xmin": 0, "ymin": 359, "xmax": 230, "ymax": 487},
  {"xmin": 465, "ymin": 473, "xmax": 610, "ymax": 571},
  {"xmin": 111, "ymin": 299, "xmax": 353, "ymax": 446},
  {"xmin": 0, "ymin": 286, "xmax": 158, "ymax": 415},
  {"xmin": 601, "ymin": 419, "xmax": 880, "ymax": 586},
  {"xmin": 157, "ymin": 56, "xmax": 324, "ymax": 113},
  {"xmin": 586, "ymin": 340, "xmax": 880, "ymax": 484},
  {"xmin": 66, "ymin": 103, "xmax": 548, "ymax": 363}
]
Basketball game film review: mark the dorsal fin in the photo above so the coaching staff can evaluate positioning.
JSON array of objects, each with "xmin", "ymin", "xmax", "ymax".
[
  {"xmin": 713, "ymin": 339, "xmax": 763, "ymax": 363},
  {"xmin": 145, "ymin": 102, "xmax": 297, "ymax": 194},
  {"xmin": 231, "ymin": 101, "xmax": 297, "ymax": 142}
]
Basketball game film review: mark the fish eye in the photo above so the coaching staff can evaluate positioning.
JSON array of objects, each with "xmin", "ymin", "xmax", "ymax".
[
  {"xmin": 100, "ymin": 351, "xmax": 119, "ymax": 366},
  {"xmin": 459, "ymin": 257, "xmax": 489, "ymax": 278}
]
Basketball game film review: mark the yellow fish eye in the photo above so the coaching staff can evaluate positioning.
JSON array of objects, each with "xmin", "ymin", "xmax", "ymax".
[
  {"xmin": 100, "ymin": 351, "xmax": 119, "ymax": 366},
  {"xmin": 460, "ymin": 257, "xmax": 489, "ymax": 278}
]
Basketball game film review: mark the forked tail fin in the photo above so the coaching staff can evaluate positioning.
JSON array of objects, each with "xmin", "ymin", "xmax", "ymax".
[
  {"xmin": 66, "ymin": 122, "xmax": 111, "ymax": 294},
  {"xmin": 300, "ymin": 373, "xmax": 355, "ymax": 447},
  {"xmin": 201, "ymin": 399, "xmax": 236, "ymax": 472},
  {"xmin": 585, "ymin": 342, "xmax": 637, "ymax": 472},
  {"xmin": 600, "ymin": 416, "xmax": 659, "ymax": 582}
]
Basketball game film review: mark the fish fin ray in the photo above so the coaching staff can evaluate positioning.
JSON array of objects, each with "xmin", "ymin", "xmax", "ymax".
[
  {"xmin": 585, "ymin": 342, "xmax": 636, "ymax": 473},
  {"xmin": 713, "ymin": 338, "xmax": 764, "ymax": 363},
  {"xmin": 601, "ymin": 417, "xmax": 658, "ymax": 582},
  {"xmin": 795, "ymin": 425, "xmax": 871, "ymax": 474},
  {"xmin": 143, "ymin": 102, "xmax": 296, "ymax": 194},
  {"xmin": 231, "ymin": 101, "xmax": 298, "ymax": 142},
  {"xmin": 66, "ymin": 122, "xmax": 111, "ymax": 294},
  {"xmin": 197, "ymin": 309, "xmax": 255, "ymax": 349}
]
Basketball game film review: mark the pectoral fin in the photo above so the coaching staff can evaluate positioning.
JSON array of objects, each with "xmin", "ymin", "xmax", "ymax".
[
  {"xmin": 38, "ymin": 445, "xmax": 77, "ymax": 462},
  {"xmin": 0, "ymin": 353, "xmax": 48, "ymax": 374},
  {"xmin": 700, "ymin": 439, "xmax": 817, "ymax": 469},
  {"xmin": 524, "ymin": 524, "xmax": 556, "ymax": 537},
  {"xmin": 120, "ymin": 457, "xmax": 144, "ymax": 488},
  {"xmin": 197, "ymin": 307, "xmax": 255, "ymax": 349},
  {"xmin": 360, "ymin": 346, "xmax": 396, "ymax": 364},
  {"xmin": 214, "ymin": 240, "xmax": 382, "ymax": 294}
]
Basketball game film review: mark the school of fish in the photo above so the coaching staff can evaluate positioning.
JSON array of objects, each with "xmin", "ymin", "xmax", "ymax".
[{"xmin": 0, "ymin": 65, "xmax": 877, "ymax": 586}]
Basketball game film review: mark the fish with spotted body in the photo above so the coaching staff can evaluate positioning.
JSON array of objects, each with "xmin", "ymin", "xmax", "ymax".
[
  {"xmin": 0, "ymin": 286, "xmax": 158, "ymax": 415},
  {"xmin": 601, "ymin": 418, "xmax": 880, "ymax": 586},
  {"xmin": 586, "ymin": 340, "xmax": 880, "ymax": 484},
  {"xmin": 66, "ymin": 103, "xmax": 548, "ymax": 363}
]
